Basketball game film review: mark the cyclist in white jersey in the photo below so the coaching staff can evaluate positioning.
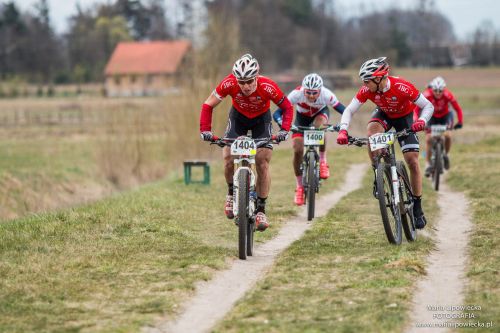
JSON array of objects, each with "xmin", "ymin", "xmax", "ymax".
[{"xmin": 273, "ymin": 73, "xmax": 345, "ymax": 205}]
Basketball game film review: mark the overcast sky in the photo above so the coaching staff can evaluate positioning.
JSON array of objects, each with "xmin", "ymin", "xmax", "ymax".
[{"xmin": 16, "ymin": 0, "xmax": 500, "ymax": 40}]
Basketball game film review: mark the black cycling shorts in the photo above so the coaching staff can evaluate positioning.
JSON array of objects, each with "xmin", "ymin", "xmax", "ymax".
[
  {"xmin": 292, "ymin": 107, "xmax": 330, "ymax": 138},
  {"xmin": 426, "ymin": 112, "xmax": 454, "ymax": 133},
  {"xmin": 224, "ymin": 107, "xmax": 273, "ymax": 149},
  {"xmin": 369, "ymin": 109, "xmax": 420, "ymax": 153}
]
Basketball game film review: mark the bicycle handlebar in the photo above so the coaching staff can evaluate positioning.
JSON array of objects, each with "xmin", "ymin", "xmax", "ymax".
[
  {"xmin": 209, "ymin": 135, "xmax": 280, "ymax": 148},
  {"xmin": 346, "ymin": 128, "xmax": 416, "ymax": 147},
  {"xmin": 290, "ymin": 124, "xmax": 340, "ymax": 133}
]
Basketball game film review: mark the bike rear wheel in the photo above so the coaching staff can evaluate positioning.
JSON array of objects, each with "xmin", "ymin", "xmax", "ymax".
[
  {"xmin": 397, "ymin": 161, "xmax": 417, "ymax": 242},
  {"xmin": 432, "ymin": 142, "xmax": 442, "ymax": 191},
  {"xmin": 237, "ymin": 169, "xmax": 250, "ymax": 260},
  {"xmin": 306, "ymin": 151, "xmax": 317, "ymax": 221},
  {"xmin": 376, "ymin": 161, "xmax": 402, "ymax": 245}
]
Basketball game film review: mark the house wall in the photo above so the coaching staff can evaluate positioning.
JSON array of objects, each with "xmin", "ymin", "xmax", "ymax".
[{"xmin": 105, "ymin": 74, "xmax": 177, "ymax": 97}]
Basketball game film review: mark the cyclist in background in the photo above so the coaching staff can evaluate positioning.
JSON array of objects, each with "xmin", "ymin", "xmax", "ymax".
[
  {"xmin": 199, "ymin": 54, "xmax": 293, "ymax": 231},
  {"xmin": 336, "ymin": 57, "xmax": 434, "ymax": 229},
  {"xmin": 414, "ymin": 76, "xmax": 464, "ymax": 176},
  {"xmin": 273, "ymin": 73, "xmax": 345, "ymax": 205}
]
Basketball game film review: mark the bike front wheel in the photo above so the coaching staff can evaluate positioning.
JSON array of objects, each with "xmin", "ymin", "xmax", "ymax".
[
  {"xmin": 237, "ymin": 169, "xmax": 250, "ymax": 260},
  {"xmin": 306, "ymin": 151, "xmax": 317, "ymax": 221},
  {"xmin": 376, "ymin": 161, "xmax": 402, "ymax": 245},
  {"xmin": 432, "ymin": 141, "xmax": 442, "ymax": 191},
  {"xmin": 397, "ymin": 161, "xmax": 417, "ymax": 242}
]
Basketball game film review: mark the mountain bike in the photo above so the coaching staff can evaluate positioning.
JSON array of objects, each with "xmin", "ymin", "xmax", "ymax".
[
  {"xmin": 348, "ymin": 129, "xmax": 417, "ymax": 245},
  {"xmin": 291, "ymin": 124, "xmax": 339, "ymax": 220},
  {"xmin": 428, "ymin": 124, "xmax": 448, "ymax": 191},
  {"xmin": 211, "ymin": 135, "xmax": 278, "ymax": 260}
]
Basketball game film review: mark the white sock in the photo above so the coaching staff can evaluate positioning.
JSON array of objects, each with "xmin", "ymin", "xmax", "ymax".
[{"xmin": 296, "ymin": 175, "xmax": 303, "ymax": 187}]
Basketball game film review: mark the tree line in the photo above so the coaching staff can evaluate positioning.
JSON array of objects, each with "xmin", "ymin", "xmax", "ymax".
[{"xmin": 1, "ymin": 0, "xmax": 499, "ymax": 85}]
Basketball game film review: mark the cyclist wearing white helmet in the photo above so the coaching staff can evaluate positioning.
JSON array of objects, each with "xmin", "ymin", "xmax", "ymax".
[
  {"xmin": 199, "ymin": 53, "xmax": 294, "ymax": 231},
  {"xmin": 336, "ymin": 57, "xmax": 435, "ymax": 229},
  {"xmin": 414, "ymin": 76, "xmax": 464, "ymax": 176},
  {"xmin": 273, "ymin": 73, "xmax": 346, "ymax": 206}
]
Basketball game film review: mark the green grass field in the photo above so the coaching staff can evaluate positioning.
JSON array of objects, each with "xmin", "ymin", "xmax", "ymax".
[
  {"xmin": 0, "ymin": 145, "xmax": 367, "ymax": 332},
  {"xmin": 446, "ymin": 136, "xmax": 500, "ymax": 332},
  {"xmin": 214, "ymin": 163, "xmax": 439, "ymax": 333}
]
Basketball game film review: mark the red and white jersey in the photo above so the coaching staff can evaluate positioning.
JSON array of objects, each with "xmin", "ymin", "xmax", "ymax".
[
  {"xmin": 355, "ymin": 76, "xmax": 420, "ymax": 119},
  {"xmin": 213, "ymin": 74, "xmax": 285, "ymax": 119},
  {"xmin": 287, "ymin": 86, "xmax": 340, "ymax": 117},
  {"xmin": 418, "ymin": 87, "xmax": 463, "ymax": 122}
]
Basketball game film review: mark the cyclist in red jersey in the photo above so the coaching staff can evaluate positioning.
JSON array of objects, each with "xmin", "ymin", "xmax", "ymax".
[
  {"xmin": 336, "ymin": 57, "xmax": 434, "ymax": 229},
  {"xmin": 413, "ymin": 76, "xmax": 464, "ymax": 176},
  {"xmin": 199, "ymin": 54, "xmax": 293, "ymax": 231}
]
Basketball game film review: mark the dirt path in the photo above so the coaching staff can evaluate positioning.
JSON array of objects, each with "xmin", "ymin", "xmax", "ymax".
[
  {"xmin": 406, "ymin": 176, "xmax": 472, "ymax": 332},
  {"xmin": 143, "ymin": 163, "xmax": 368, "ymax": 333}
]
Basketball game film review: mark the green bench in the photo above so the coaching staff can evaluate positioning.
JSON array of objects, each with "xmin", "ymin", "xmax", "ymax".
[{"xmin": 183, "ymin": 160, "xmax": 210, "ymax": 185}]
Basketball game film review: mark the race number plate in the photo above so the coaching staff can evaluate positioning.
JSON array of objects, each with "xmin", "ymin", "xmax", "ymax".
[
  {"xmin": 431, "ymin": 124, "xmax": 447, "ymax": 137},
  {"xmin": 231, "ymin": 137, "xmax": 257, "ymax": 156},
  {"xmin": 304, "ymin": 130, "xmax": 325, "ymax": 146},
  {"xmin": 369, "ymin": 132, "xmax": 395, "ymax": 151}
]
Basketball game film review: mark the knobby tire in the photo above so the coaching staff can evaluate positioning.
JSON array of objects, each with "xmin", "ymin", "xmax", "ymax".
[
  {"xmin": 238, "ymin": 169, "xmax": 250, "ymax": 260},
  {"xmin": 376, "ymin": 161, "xmax": 402, "ymax": 245}
]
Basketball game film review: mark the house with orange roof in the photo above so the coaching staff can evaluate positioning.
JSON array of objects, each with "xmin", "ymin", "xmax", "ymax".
[{"xmin": 104, "ymin": 40, "xmax": 191, "ymax": 97}]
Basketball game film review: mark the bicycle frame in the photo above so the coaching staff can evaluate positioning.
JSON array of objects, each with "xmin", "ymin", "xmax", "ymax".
[
  {"xmin": 429, "ymin": 125, "xmax": 447, "ymax": 171},
  {"xmin": 350, "ymin": 128, "xmax": 416, "ymax": 244},
  {"xmin": 210, "ymin": 135, "xmax": 279, "ymax": 259},
  {"xmin": 293, "ymin": 124, "xmax": 338, "ymax": 220},
  {"xmin": 382, "ymin": 147, "xmax": 399, "ymax": 204},
  {"xmin": 371, "ymin": 133, "xmax": 401, "ymax": 205}
]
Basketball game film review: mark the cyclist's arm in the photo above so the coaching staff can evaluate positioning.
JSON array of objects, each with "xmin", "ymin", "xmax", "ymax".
[
  {"xmin": 200, "ymin": 92, "xmax": 223, "ymax": 132},
  {"xmin": 413, "ymin": 94, "xmax": 434, "ymax": 123},
  {"xmin": 332, "ymin": 102, "xmax": 346, "ymax": 114},
  {"xmin": 339, "ymin": 97, "xmax": 363, "ymax": 131},
  {"xmin": 325, "ymin": 89, "xmax": 345, "ymax": 115},
  {"xmin": 276, "ymin": 96, "xmax": 293, "ymax": 131},
  {"xmin": 272, "ymin": 108, "xmax": 284, "ymax": 127},
  {"xmin": 450, "ymin": 99, "xmax": 464, "ymax": 124},
  {"xmin": 412, "ymin": 104, "xmax": 421, "ymax": 122}
]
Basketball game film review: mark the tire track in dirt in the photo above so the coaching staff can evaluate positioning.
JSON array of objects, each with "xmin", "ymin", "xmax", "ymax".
[
  {"xmin": 143, "ymin": 163, "xmax": 368, "ymax": 333},
  {"xmin": 406, "ymin": 176, "xmax": 472, "ymax": 332}
]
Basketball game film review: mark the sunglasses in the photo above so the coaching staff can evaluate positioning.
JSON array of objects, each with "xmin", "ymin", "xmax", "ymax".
[
  {"xmin": 305, "ymin": 90, "xmax": 319, "ymax": 96},
  {"xmin": 237, "ymin": 78, "xmax": 255, "ymax": 85},
  {"xmin": 433, "ymin": 89, "xmax": 444, "ymax": 93}
]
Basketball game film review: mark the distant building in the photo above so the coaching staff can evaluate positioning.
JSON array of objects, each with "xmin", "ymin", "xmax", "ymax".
[{"xmin": 104, "ymin": 40, "xmax": 191, "ymax": 97}]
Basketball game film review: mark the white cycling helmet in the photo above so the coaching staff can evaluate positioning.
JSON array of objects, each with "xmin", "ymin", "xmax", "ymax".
[
  {"xmin": 359, "ymin": 57, "xmax": 390, "ymax": 81},
  {"xmin": 429, "ymin": 76, "xmax": 446, "ymax": 91},
  {"xmin": 232, "ymin": 54, "xmax": 259, "ymax": 80},
  {"xmin": 302, "ymin": 73, "xmax": 323, "ymax": 90}
]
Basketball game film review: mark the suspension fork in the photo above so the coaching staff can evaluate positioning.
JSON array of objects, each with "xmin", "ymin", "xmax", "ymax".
[{"xmin": 388, "ymin": 144, "xmax": 400, "ymax": 205}]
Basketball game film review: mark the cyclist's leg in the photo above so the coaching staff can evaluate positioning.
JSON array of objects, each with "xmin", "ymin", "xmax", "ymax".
[
  {"xmin": 444, "ymin": 112, "xmax": 454, "ymax": 154},
  {"xmin": 394, "ymin": 113, "xmax": 422, "ymax": 196},
  {"xmin": 255, "ymin": 148, "xmax": 272, "ymax": 199},
  {"xmin": 396, "ymin": 114, "xmax": 427, "ymax": 228},
  {"xmin": 251, "ymin": 110, "xmax": 273, "ymax": 203},
  {"xmin": 223, "ymin": 108, "xmax": 249, "ymax": 219},
  {"xmin": 313, "ymin": 108, "xmax": 331, "ymax": 179},
  {"xmin": 292, "ymin": 136, "xmax": 304, "ymax": 181},
  {"xmin": 292, "ymin": 113, "xmax": 310, "ymax": 182}
]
